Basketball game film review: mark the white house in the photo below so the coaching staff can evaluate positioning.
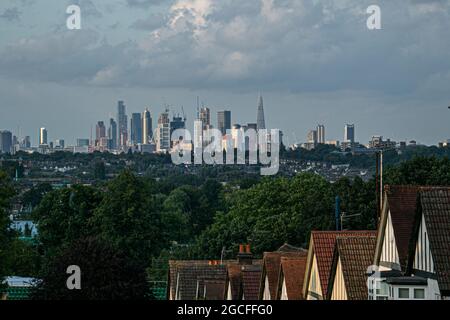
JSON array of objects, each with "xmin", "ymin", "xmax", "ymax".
[{"xmin": 368, "ymin": 186, "xmax": 450, "ymax": 300}]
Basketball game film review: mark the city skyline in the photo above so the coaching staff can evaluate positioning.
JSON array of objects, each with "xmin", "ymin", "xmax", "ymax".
[{"xmin": 1, "ymin": 94, "xmax": 449, "ymax": 150}]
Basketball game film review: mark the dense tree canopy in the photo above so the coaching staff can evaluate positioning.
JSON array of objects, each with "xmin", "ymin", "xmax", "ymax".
[
  {"xmin": 0, "ymin": 170, "xmax": 15, "ymax": 291},
  {"xmin": 33, "ymin": 237, "xmax": 149, "ymax": 300}
]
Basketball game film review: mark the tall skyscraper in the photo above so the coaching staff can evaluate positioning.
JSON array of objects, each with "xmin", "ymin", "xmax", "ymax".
[
  {"xmin": 156, "ymin": 110, "xmax": 171, "ymax": 152},
  {"xmin": 108, "ymin": 118, "xmax": 117, "ymax": 149},
  {"xmin": 218, "ymin": 110, "xmax": 231, "ymax": 136},
  {"xmin": 117, "ymin": 101, "xmax": 128, "ymax": 147},
  {"xmin": 23, "ymin": 136, "xmax": 31, "ymax": 148},
  {"xmin": 170, "ymin": 115, "xmax": 186, "ymax": 138},
  {"xmin": 0, "ymin": 130, "xmax": 13, "ymax": 154},
  {"xmin": 317, "ymin": 124, "xmax": 325, "ymax": 144},
  {"xmin": 257, "ymin": 94, "xmax": 266, "ymax": 130},
  {"xmin": 344, "ymin": 124, "xmax": 355, "ymax": 143},
  {"xmin": 199, "ymin": 107, "xmax": 211, "ymax": 129},
  {"xmin": 307, "ymin": 130, "xmax": 318, "ymax": 144},
  {"xmin": 39, "ymin": 127, "xmax": 48, "ymax": 145},
  {"xmin": 96, "ymin": 121, "xmax": 106, "ymax": 142},
  {"xmin": 131, "ymin": 113, "xmax": 143, "ymax": 145},
  {"xmin": 142, "ymin": 108, "xmax": 153, "ymax": 145}
]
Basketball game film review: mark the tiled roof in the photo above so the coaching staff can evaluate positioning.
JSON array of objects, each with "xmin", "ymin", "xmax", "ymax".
[
  {"xmin": 310, "ymin": 231, "xmax": 377, "ymax": 298},
  {"xmin": 168, "ymin": 260, "xmax": 209, "ymax": 300},
  {"xmin": 277, "ymin": 256, "xmax": 308, "ymax": 300},
  {"xmin": 261, "ymin": 245, "xmax": 307, "ymax": 299},
  {"xmin": 385, "ymin": 185, "xmax": 421, "ymax": 270},
  {"xmin": 333, "ymin": 236, "xmax": 377, "ymax": 300},
  {"xmin": 168, "ymin": 260, "xmax": 230, "ymax": 300},
  {"xmin": 200, "ymin": 280, "xmax": 227, "ymax": 300},
  {"xmin": 226, "ymin": 261, "xmax": 262, "ymax": 300},
  {"xmin": 226, "ymin": 264, "xmax": 242, "ymax": 300},
  {"xmin": 277, "ymin": 243, "xmax": 306, "ymax": 252},
  {"xmin": 177, "ymin": 264, "xmax": 227, "ymax": 300},
  {"xmin": 241, "ymin": 265, "xmax": 263, "ymax": 300},
  {"xmin": 419, "ymin": 188, "xmax": 450, "ymax": 293}
]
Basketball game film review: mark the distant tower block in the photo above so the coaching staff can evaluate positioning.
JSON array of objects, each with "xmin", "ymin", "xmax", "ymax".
[{"xmin": 257, "ymin": 94, "xmax": 266, "ymax": 130}]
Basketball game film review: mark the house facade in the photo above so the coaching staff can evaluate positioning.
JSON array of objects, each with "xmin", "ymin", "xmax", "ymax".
[
  {"xmin": 368, "ymin": 186, "xmax": 450, "ymax": 300},
  {"xmin": 276, "ymin": 256, "xmax": 308, "ymax": 300},
  {"xmin": 303, "ymin": 231, "xmax": 377, "ymax": 300},
  {"xmin": 327, "ymin": 235, "xmax": 377, "ymax": 300},
  {"xmin": 259, "ymin": 244, "xmax": 307, "ymax": 300}
]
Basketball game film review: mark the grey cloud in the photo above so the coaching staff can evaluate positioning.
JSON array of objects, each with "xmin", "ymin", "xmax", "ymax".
[
  {"xmin": 0, "ymin": 0, "xmax": 450, "ymax": 98},
  {"xmin": 130, "ymin": 14, "xmax": 166, "ymax": 30},
  {"xmin": 126, "ymin": 0, "xmax": 168, "ymax": 8},
  {"xmin": 0, "ymin": 7, "xmax": 21, "ymax": 22},
  {"xmin": 69, "ymin": 0, "xmax": 103, "ymax": 17}
]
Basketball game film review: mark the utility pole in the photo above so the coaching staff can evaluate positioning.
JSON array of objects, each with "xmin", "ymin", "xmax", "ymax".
[
  {"xmin": 380, "ymin": 150, "xmax": 383, "ymax": 216},
  {"xmin": 376, "ymin": 152, "xmax": 380, "ymax": 221}
]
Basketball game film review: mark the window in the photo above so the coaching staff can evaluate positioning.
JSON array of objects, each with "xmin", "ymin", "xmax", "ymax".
[
  {"xmin": 376, "ymin": 282, "xmax": 389, "ymax": 296},
  {"xmin": 399, "ymin": 288, "xmax": 409, "ymax": 299},
  {"xmin": 414, "ymin": 289, "xmax": 425, "ymax": 299}
]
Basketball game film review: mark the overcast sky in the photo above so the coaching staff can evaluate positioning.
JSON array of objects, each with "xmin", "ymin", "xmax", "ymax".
[{"xmin": 1, "ymin": 0, "xmax": 450, "ymax": 146}]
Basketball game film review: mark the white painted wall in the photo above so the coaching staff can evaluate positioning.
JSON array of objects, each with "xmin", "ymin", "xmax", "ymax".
[
  {"xmin": 380, "ymin": 211, "xmax": 400, "ymax": 269},
  {"xmin": 331, "ymin": 257, "xmax": 347, "ymax": 300}
]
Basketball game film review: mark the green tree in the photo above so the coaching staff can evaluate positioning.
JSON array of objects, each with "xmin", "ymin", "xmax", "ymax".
[
  {"xmin": 93, "ymin": 161, "xmax": 106, "ymax": 180},
  {"xmin": 0, "ymin": 170, "xmax": 15, "ymax": 290},
  {"xmin": 32, "ymin": 185, "xmax": 102, "ymax": 255},
  {"xmin": 193, "ymin": 173, "xmax": 335, "ymax": 258},
  {"xmin": 91, "ymin": 170, "xmax": 166, "ymax": 267},
  {"xmin": 332, "ymin": 176, "xmax": 377, "ymax": 230},
  {"xmin": 22, "ymin": 183, "xmax": 53, "ymax": 209},
  {"xmin": 385, "ymin": 156, "xmax": 450, "ymax": 186},
  {"xmin": 3, "ymin": 239, "xmax": 40, "ymax": 277},
  {"xmin": 33, "ymin": 236, "xmax": 150, "ymax": 300}
]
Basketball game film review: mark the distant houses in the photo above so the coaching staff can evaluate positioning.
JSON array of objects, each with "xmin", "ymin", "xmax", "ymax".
[{"xmin": 168, "ymin": 185, "xmax": 450, "ymax": 301}]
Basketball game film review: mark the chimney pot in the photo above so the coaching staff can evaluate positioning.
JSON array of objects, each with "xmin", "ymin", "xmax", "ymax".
[
  {"xmin": 239, "ymin": 244, "xmax": 244, "ymax": 253},
  {"xmin": 246, "ymin": 244, "xmax": 251, "ymax": 254}
]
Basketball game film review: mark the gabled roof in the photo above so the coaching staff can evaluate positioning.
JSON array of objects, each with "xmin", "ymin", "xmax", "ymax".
[
  {"xmin": 199, "ymin": 279, "xmax": 227, "ymax": 300},
  {"xmin": 168, "ymin": 260, "xmax": 229, "ymax": 300},
  {"xmin": 277, "ymin": 256, "xmax": 308, "ymax": 300},
  {"xmin": 378, "ymin": 185, "xmax": 420, "ymax": 270},
  {"xmin": 329, "ymin": 236, "xmax": 377, "ymax": 300},
  {"xmin": 225, "ymin": 261, "xmax": 262, "ymax": 300},
  {"xmin": 304, "ymin": 230, "xmax": 377, "ymax": 298},
  {"xmin": 260, "ymin": 244, "xmax": 307, "ymax": 299},
  {"xmin": 242, "ymin": 265, "xmax": 263, "ymax": 300},
  {"xmin": 418, "ymin": 188, "xmax": 450, "ymax": 293},
  {"xmin": 225, "ymin": 264, "xmax": 242, "ymax": 300}
]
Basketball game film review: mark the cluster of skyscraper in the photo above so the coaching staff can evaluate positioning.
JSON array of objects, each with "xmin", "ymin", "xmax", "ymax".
[
  {"xmin": 0, "ymin": 94, "xmax": 270, "ymax": 155},
  {"xmin": 190, "ymin": 95, "xmax": 268, "ymax": 152},
  {"xmin": 91, "ymin": 101, "xmax": 160, "ymax": 153},
  {"xmin": 88, "ymin": 95, "xmax": 268, "ymax": 154},
  {"xmin": 303, "ymin": 124, "xmax": 355, "ymax": 150}
]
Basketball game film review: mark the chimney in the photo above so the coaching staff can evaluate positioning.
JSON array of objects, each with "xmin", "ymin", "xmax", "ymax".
[{"xmin": 237, "ymin": 244, "xmax": 253, "ymax": 265}]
